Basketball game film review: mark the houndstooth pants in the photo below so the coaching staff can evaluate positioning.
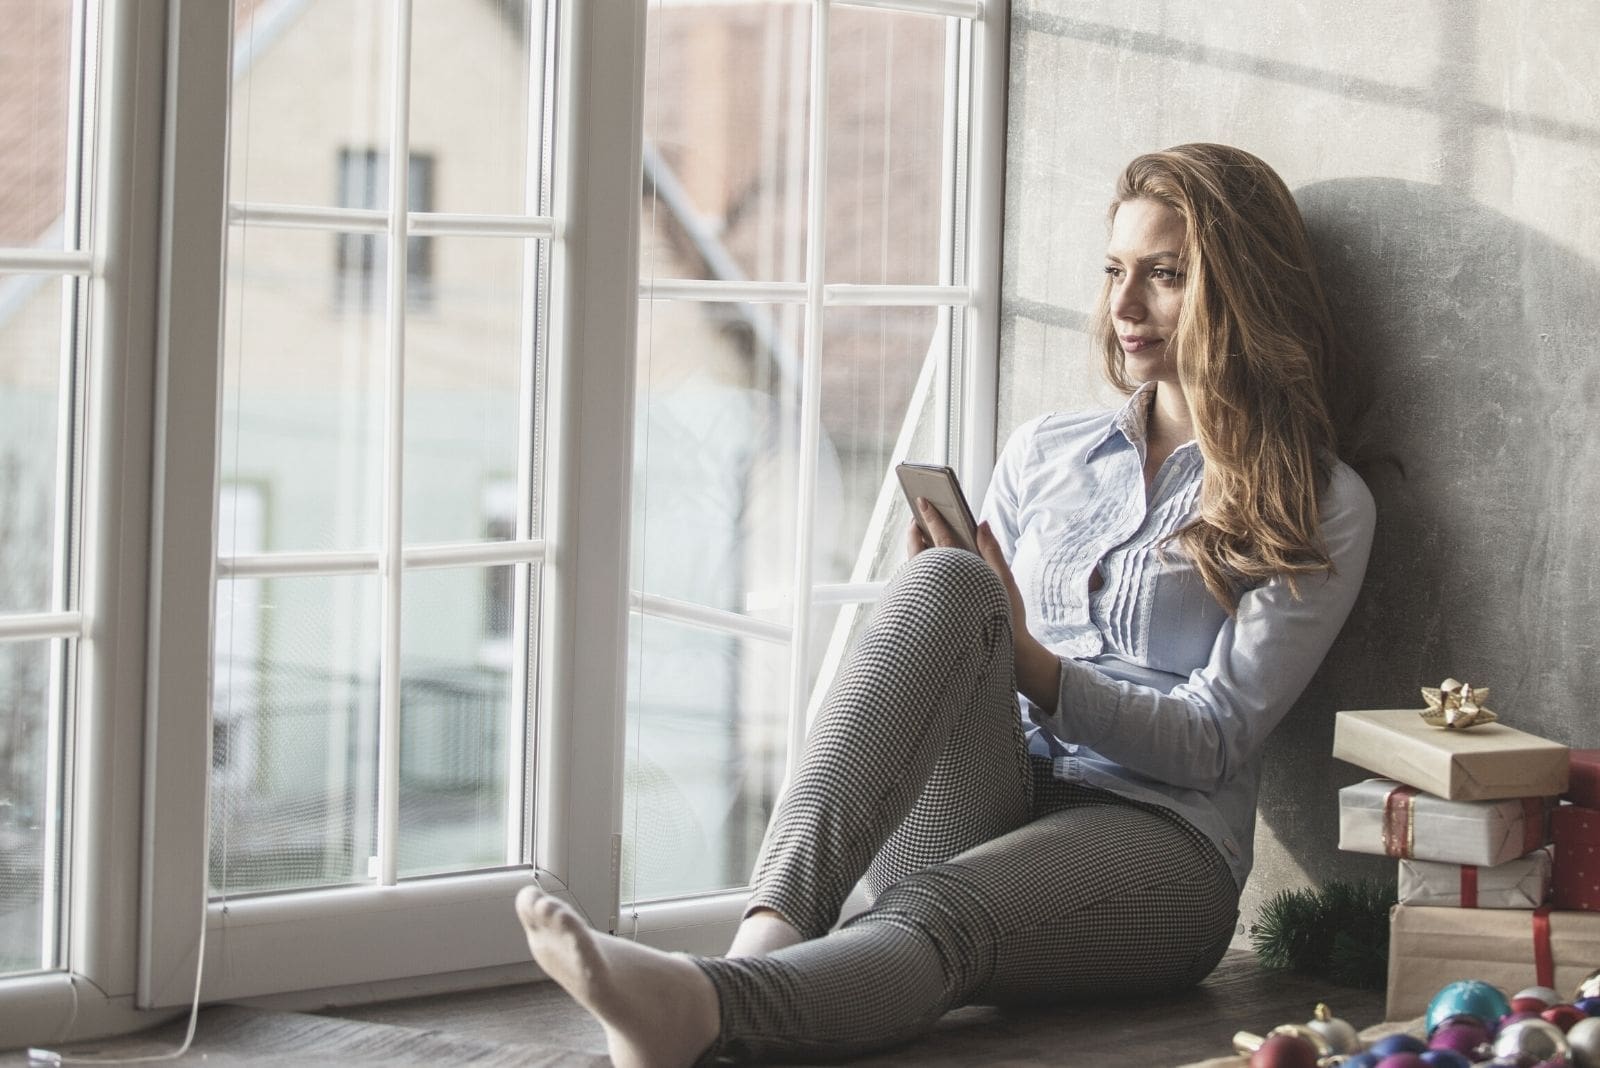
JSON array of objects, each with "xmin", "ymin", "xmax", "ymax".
[{"xmin": 690, "ymin": 548, "xmax": 1239, "ymax": 1063}]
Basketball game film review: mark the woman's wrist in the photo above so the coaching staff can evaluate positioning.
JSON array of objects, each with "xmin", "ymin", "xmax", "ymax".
[{"xmin": 1014, "ymin": 631, "xmax": 1061, "ymax": 714}]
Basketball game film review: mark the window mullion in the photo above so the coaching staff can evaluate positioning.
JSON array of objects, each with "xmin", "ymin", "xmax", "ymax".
[
  {"xmin": 376, "ymin": 0, "xmax": 416, "ymax": 890},
  {"xmin": 782, "ymin": 0, "xmax": 833, "ymax": 770},
  {"xmin": 959, "ymin": 0, "xmax": 1005, "ymax": 494}
]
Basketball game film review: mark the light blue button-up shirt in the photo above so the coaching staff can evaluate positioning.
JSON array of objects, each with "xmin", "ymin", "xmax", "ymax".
[{"xmin": 980, "ymin": 384, "xmax": 1376, "ymax": 888}]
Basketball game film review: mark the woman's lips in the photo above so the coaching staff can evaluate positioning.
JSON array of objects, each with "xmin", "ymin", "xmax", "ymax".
[{"xmin": 1121, "ymin": 335, "xmax": 1162, "ymax": 353}]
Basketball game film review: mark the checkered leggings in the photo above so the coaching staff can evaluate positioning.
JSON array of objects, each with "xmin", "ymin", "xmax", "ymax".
[{"xmin": 690, "ymin": 548, "xmax": 1239, "ymax": 1063}]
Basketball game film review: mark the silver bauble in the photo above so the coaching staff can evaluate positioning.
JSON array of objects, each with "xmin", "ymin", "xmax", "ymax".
[
  {"xmin": 1567, "ymin": 1016, "xmax": 1600, "ymax": 1068},
  {"xmin": 1304, "ymin": 1004, "xmax": 1360, "ymax": 1055},
  {"xmin": 1492, "ymin": 1018, "xmax": 1570, "ymax": 1062},
  {"xmin": 1512, "ymin": 985, "xmax": 1563, "ymax": 1006},
  {"xmin": 1578, "ymin": 967, "xmax": 1600, "ymax": 1002}
]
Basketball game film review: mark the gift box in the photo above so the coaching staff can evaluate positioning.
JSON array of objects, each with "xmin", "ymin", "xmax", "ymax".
[
  {"xmin": 1339, "ymin": 778, "xmax": 1552, "ymax": 867},
  {"xmin": 1552, "ymin": 804, "xmax": 1600, "ymax": 911},
  {"xmin": 1333, "ymin": 709, "xmax": 1568, "ymax": 801},
  {"xmin": 1566, "ymin": 750, "xmax": 1600, "ymax": 808},
  {"xmin": 1386, "ymin": 904, "xmax": 1600, "ymax": 1020},
  {"xmin": 1397, "ymin": 847, "xmax": 1551, "ymax": 908}
]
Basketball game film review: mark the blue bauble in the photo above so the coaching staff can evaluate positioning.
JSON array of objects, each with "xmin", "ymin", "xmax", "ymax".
[
  {"xmin": 1418, "ymin": 1051, "xmax": 1473, "ymax": 1068},
  {"xmin": 1576, "ymin": 995, "xmax": 1600, "ymax": 1017},
  {"xmin": 1428, "ymin": 981, "xmax": 1513, "ymax": 1036},
  {"xmin": 1340, "ymin": 1054, "xmax": 1381, "ymax": 1068},
  {"xmin": 1370, "ymin": 1033, "xmax": 1429, "ymax": 1056}
]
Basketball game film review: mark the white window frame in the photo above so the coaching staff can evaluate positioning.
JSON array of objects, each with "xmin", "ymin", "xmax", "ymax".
[{"xmin": 0, "ymin": 0, "xmax": 1008, "ymax": 1044}]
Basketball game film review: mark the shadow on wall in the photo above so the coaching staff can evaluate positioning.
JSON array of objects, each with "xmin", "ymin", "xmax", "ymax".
[{"xmin": 1256, "ymin": 176, "xmax": 1600, "ymax": 889}]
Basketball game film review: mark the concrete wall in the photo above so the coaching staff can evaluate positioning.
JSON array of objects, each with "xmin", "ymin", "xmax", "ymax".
[{"xmin": 1000, "ymin": 0, "xmax": 1600, "ymax": 939}]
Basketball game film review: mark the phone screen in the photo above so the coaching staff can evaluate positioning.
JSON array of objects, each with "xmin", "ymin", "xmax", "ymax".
[{"xmin": 896, "ymin": 462, "xmax": 980, "ymax": 553}]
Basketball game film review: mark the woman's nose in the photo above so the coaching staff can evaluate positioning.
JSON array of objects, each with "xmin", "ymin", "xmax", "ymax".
[{"xmin": 1109, "ymin": 281, "xmax": 1143, "ymax": 323}]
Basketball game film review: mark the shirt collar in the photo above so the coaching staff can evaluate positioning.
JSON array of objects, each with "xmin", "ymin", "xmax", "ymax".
[{"xmin": 1085, "ymin": 382, "xmax": 1158, "ymax": 462}]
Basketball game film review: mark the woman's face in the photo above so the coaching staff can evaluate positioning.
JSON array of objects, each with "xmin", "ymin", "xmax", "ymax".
[{"xmin": 1104, "ymin": 197, "xmax": 1188, "ymax": 387}]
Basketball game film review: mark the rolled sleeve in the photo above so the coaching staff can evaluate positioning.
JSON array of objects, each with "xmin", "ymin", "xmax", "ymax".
[{"xmin": 1036, "ymin": 464, "xmax": 1376, "ymax": 791}]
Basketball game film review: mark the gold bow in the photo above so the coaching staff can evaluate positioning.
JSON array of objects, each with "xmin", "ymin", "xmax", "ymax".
[{"xmin": 1419, "ymin": 677, "xmax": 1498, "ymax": 729}]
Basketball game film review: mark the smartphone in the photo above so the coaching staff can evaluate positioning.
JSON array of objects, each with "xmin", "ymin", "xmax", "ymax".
[{"xmin": 896, "ymin": 462, "xmax": 981, "ymax": 554}]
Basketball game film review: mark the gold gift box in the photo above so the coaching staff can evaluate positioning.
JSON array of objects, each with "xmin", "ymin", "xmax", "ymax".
[
  {"xmin": 1387, "ymin": 904, "xmax": 1600, "ymax": 1020},
  {"xmin": 1333, "ymin": 709, "xmax": 1568, "ymax": 802}
]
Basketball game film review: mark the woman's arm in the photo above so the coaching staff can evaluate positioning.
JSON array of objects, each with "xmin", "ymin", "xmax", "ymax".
[{"xmin": 1026, "ymin": 465, "xmax": 1376, "ymax": 791}]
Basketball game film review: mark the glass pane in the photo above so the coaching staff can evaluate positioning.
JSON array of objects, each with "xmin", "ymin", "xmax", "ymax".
[
  {"xmin": 803, "ymin": 598, "xmax": 878, "ymax": 717},
  {"xmin": 230, "ymin": 1, "xmax": 396, "ymax": 209},
  {"xmin": 211, "ymin": 575, "xmax": 381, "ymax": 896},
  {"xmin": 0, "ymin": 639, "xmax": 56, "ymax": 975},
  {"xmin": 642, "ymin": 1, "xmax": 810, "ymax": 284},
  {"xmin": 632, "ymin": 296, "xmax": 804, "ymax": 621},
  {"xmin": 403, "ymin": 237, "xmax": 530, "ymax": 545},
  {"xmin": 220, "ymin": 225, "xmax": 386, "ymax": 553},
  {"xmin": 623, "ymin": 613, "xmax": 789, "ymax": 901},
  {"xmin": 825, "ymin": 7, "xmax": 952, "ymax": 285},
  {"xmin": 398, "ymin": 565, "xmax": 517, "ymax": 878},
  {"xmin": 0, "ymin": 0, "xmax": 74, "ymax": 249},
  {"xmin": 816, "ymin": 305, "xmax": 950, "ymax": 585},
  {"xmin": 409, "ymin": 0, "xmax": 535, "ymax": 217},
  {"xmin": 0, "ymin": 275, "xmax": 66, "ymax": 614}
]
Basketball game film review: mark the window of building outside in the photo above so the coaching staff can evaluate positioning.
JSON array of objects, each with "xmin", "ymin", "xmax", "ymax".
[{"xmin": 0, "ymin": 0, "xmax": 1003, "ymax": 1033}]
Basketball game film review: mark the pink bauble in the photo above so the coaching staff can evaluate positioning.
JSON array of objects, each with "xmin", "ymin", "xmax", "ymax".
[
  {"xmin": 1249, "ymin": 1034, "xmax": 1320, "ymax": 1068},
  {"xmin": 1430, "ymin": 1021, "xmax": 1490, "ymax": 1053}
]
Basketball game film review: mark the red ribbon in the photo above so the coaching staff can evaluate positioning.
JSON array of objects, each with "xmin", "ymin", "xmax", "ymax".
[
  {"xmin": 1459, "ymin": 865, "xmax": 1479, "ymax": 908},
  {"xmin": 1533, "ymin": 906, "xmax": 1554, "ymax": 989},
  {"xmin": 1383, "ymin": 785, "xmax": 1420, "ymax": 858}
]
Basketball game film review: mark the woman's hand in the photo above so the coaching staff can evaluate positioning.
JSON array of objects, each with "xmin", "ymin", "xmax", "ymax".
[{"xmin": 910, "ymin": 499, "xmax": 1060, "ymax": 713}]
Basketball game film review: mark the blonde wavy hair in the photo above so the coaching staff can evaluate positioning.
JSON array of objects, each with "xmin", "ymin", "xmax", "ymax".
[{"xmin": 1095, "ymin": 143, "xmax": 1342, "ymax": 612}]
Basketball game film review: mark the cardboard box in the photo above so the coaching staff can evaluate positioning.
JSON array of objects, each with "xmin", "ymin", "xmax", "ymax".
[
  {"xmin": 1398, "ymin": 847, "xmax": 1551, "ymax": 908},
  {"xmin": 1553, "ymin": 804, "xmax": 1600, "ymax": 912},
  {"xmin": 1387, "ymin": 905, "xmax": 1600, "ymax": 1020},
  {"xmin": 1339, "ymin": 778, "xmax": 1551, "ymax": 866},
  {"xmin": 1333, "ymin": 710, "xmax": 1568, "ymax": 801}
]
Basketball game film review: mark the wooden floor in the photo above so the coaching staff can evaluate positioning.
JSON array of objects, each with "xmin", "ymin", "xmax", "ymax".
[
  {"xmin": 328, "ymin": 949, "xmax": 1388, "ymax": 1067},
  {"xmin": 0, "ymin": 951, "xmax": 1387, "ymax": 1066}
]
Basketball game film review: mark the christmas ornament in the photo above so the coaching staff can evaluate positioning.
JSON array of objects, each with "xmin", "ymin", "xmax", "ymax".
[
  {"xmin": 1514, "ymin": 986, "xmax": 1563, "ymax": 1009},
  {"xmin": 1305, "ymin": 1003, "xmax": 1361, "ymax": 1055},
  {"xmin": 1578, "ymin": 968, "xmax": 1600, "ymax": 1002},
  {"xmin": 1427, "ymin": 981, "xmax": 1512, "ymax": 1035},
  {"xmin": 1369, "ymin": 1034, "xmax": 1428, "ymax": 1057},
  {"xmin": 1373, "ymin": 1054, "xmax": 1425, "ymax": 1068},
  {"xmin": 1575, "ymin": 996, "xmax": 1600, "ymax": 1017},
  {"xmin": 1512, "ymin": 995, "xmax": 1554, "ymax": 1014},
  {"xmin": 1247, "ymin": 1033, "xmax": 1320, "ymax": 1068},
  {"xmin": 1497, "ymin": 1010, "xmax": 1542, "ymax": 1036},
  {"xmin": 1543, "ymin": 1003, "xmax": 1586, "ymax": 1032},
  {"xmin": 1420, "ymin": 678, "xmax": 1497, "ymax": 728},
  {"xmin": 1429, "ymin": 1020, "xmax": 1489, "ymax": 1055},
  {"xmin": 1417, "ymin": 1051, "xmax": 1472, "ymax": 1068},
  {"xmin": 1493, "ymin": 1018, "xmax": 1570, "ymax": 1062},
  {"xmin": 1567, "ymin": 1016, "xmax": 1600, "ymax": 1068}
]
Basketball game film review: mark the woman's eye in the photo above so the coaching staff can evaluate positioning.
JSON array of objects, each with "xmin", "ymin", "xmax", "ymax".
[
  {"xmin": 1102, "ymin": 265, "xmax": 1124, "ymax": 279},
  {"xmin": 1151, "ymin": 267, "xmax": 1182, "ymax": 282}
]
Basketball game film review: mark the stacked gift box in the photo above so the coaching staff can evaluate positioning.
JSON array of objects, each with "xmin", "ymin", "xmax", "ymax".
[{"xmin": 1331, "ymin": 709, "xmax": 1592, "ymax": 1019}]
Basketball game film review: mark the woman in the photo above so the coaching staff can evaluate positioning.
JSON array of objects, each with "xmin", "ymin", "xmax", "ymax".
[{"xmin": 514, "ymin": 143, "xmax": 1376, "ymax": 1068}]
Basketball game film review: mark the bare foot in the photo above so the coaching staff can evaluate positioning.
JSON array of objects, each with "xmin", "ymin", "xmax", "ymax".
[
  {"xmin": 515, "ymin": 884, "xmax": 719, "ymax": 1068},
  {"xmin": 725, "ymin": 908, "xmax": 803, "ymax": 958}
]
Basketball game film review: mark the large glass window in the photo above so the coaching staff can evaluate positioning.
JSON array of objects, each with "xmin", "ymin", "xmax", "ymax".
[
  {"xmin": 625, "ymin": 0, "xmax": 978, "ymax": 903},
  {"xmin": 213, "ymin": 0, "xmax": 553, "ymax": 896},
  {"xmin": 0, "ymin": 0, "xmax": 97, "ymax": 978}
]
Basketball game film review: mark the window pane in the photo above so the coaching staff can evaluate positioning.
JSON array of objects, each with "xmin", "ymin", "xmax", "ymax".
[
  {"xmin": 804, "ymin": 598, "xmax": 878, "ymax": 718},
  {"xmin": 623, "ymin": 613, "xmax": 789, "ymax": 901},
  {"xmin": 825, "ymin": 7, "xmax": 954, "ymax": 286},
  {"xmin": 642, "ymin": 1, "xmax": 811, "ymax": 284},
  {"xmin": 398, "ymin": 565, "xmax": 518, "ymax": 878},
  {"xmin": 0, "ymin": 639, "xmax": 57, "ymax": 974},
  {"xmin": 0, "ymin": 0, "xmax": 74, "ymax": 250},
  {"xmin": 0, "ymin": 275, "xmax": 67, "ymax": 614},
  {"xmin": 230, "ymin": 1, "xmax": 396, "ymax": 209},
  {"xmin": 409, "ymin": 0, "xmax": 535, "ymax": 217},
  {"xmin": 211, "ymin": 575, "xmax": 381, "ymax": 896},
  {"xmin": 403, "ymin": 237, "xmax": 533, "ymax": 546},
  {"xmin": 632, "ymin": 296, "xmax": 804, "ymax": 621},
  {"xmin": 817, "ymin": 305, "xmax": 952, "ymax": 586},
  {"xmin": 221, "ymin": 225, "xmax": 386, "ymax": 553}
]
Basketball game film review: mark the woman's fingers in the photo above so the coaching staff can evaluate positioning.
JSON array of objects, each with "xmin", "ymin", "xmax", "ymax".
[
  {"xmin": 916, "ymin": 498, "xmax": 959, "ymax": 547},
  {"xmin": 906, "ymin": 516, "xmax": 929, "ymax": 558}
]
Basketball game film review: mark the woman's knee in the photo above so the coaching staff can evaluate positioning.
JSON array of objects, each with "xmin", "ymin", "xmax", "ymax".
[{"xmin": 888, "ymin": 548, "xmax": 1010, "ymax": 626}]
